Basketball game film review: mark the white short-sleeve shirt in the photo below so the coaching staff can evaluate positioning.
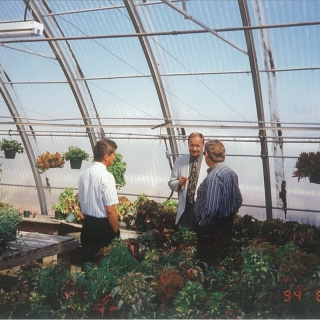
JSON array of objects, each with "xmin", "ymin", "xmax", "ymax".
[{"xmin": 77, "ymin": 162, "xmax": 118, "ymax": 218}]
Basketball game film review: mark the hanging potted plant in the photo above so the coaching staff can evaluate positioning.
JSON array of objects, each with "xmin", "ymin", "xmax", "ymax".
[
  {"xmin": 292, "ymin": 151, "xmax": 320, "ymax": 184},
  {"xmin": 35, "ymin": 151, "xmax": 65, "ymax": 173},
  {"xmin": 63, "ymin": 146, "xmax": 90, "ymax": 169},
  {"xmin": 0, "ymin": 138, "xmax": 24, "ymax": 159}
]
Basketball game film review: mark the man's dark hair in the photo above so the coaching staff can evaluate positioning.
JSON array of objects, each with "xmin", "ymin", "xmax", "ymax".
[{"xmin": 94, "ymin": 138, "xmax": 117, "ymax": 161}]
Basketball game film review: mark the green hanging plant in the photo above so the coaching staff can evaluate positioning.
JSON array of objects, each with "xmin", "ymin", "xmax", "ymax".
[
  {"xmin": 0, "ymin": 138, "xmax": 24, "ymax": 159},
  {"xmin": 292, "ymin": 151, "xmax": 320, "ymax": 182},
  {"xmin": 107, "ymin": 153, "xmax": 126, "ymax": 189},
  {"xmin": 0, "ymin": 138, "xmax": 24, "ymax": 153},
  {"xmin": 63, "ymin": 146, "xmax": 90, "ymax": 161}
]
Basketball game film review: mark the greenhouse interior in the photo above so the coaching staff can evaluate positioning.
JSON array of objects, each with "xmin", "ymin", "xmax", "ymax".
[{"xmin": 1, "ymin": 0, "xmax": 320, "ymax": 318}]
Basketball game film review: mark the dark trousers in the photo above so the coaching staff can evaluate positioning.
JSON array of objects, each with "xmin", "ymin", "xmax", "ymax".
[
  {"xmin": 177, "ymin": 201, "xmax": 198, "ymax": 232},
  {"xmin": 196, "ymin": 215, "xmax": 234, "ymax": 265},
  {"xmin": 80, "ymin": 215, "xmax": 117, "ymax": 266}
]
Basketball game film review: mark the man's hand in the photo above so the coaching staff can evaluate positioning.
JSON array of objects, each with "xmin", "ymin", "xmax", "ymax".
[
  {"xmin": 114, "ymin": 228, "xmax": 120, "ymax": 237},
  {"xmin": 178, "ymin": 176, "xmax": 188, "ymax": 187}
]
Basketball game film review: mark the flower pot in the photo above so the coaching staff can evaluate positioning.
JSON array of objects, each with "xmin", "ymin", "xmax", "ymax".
[
  {"xmin": 23, "ymin": 211, "xmax": 31, "ymax": 218},
  {"xmin": 310, "ymin": 171, "xmax": 320, "ymax": 184},
  {"xmin": 4, "ymin": 150, "xmax": 16, "ymax": 159},
  {"xmin": 125, "ymin": 221, "xmax": 133, "ymax": 230},
  {"xmin": 54, "ymin": 211, "xmax": 64, "ymax": 220},
  {"xmin": 49, "ymin": 158, "xmax": 58, "ymax": 167},
  {"xmin": 66, "ymin": 213, "xmax": 76, "ymax": 223},
  {"xmin": 70, "ymin": 159, "xmax": 83, "ymax": 169}
]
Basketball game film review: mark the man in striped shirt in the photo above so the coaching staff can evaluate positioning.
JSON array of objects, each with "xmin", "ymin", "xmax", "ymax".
[
  {"xmin": 78, "ymin": 138, "xmax": 120, "ymax": 266},
  {"xmin": 194, "ymin": 140, "xmax": 242, "ymax": 264}
]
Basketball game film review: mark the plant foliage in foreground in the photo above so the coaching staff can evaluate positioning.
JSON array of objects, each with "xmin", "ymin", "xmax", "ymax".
[{"xmin": 2, "ymin": 215, "xmax": 320, "ymax": 318}]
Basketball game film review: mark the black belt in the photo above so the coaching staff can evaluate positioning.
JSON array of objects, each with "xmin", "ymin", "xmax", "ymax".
[{"xmin": 84, "ymin": 215, "xmax": 107, "ymax": 220}]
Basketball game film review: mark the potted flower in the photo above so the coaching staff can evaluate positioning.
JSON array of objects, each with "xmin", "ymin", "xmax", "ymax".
[
  {"xmin": 0, "ymin": 202, "xmax": 22, "ymax": 255},
  {"xmin": 160, "ymin": 199, "xmax": 178, "ymax": 232},
  {"xmin": 134, "ymin": 194, "xmax": 161, "ymax": 232},
  {"xmin": 117, "ymin": 196, "xmax": 136, "ymax": 229},
  {"xmin": 51, "ymin": 187, "xmax": 83, "ymax": 222},
  {"xmin": 0, "ymin": 138, "xmax": 24, "ymax": 159},
  {"xmin": 35, "ymin": 151, "xmax": 65, "ymax": 173},
  {"xmin": 63, "ymin": 146, "xmax": 90, "ymax": 169},
  {"xmin": 292, "ymin": 151, "xmax": 320, "ymax": 184}
]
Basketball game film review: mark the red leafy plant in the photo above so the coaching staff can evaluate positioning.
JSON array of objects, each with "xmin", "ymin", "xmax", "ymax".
[{"xmin": 35, "ymin": 151, "xmax": 65, "ymax": 173}]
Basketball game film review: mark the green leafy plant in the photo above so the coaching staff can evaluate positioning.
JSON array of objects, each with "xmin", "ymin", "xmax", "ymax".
[
  {"xmin": 100, "ymin": 238, "xmax": 140, "ymax": 276},
  {"xmin": 63, "ymin": 146, "xmax": 90, "ymax": 161},
  {"xmin": 116, "ymin": 196, "xmax": 136, "ymax": 225},
  {"xmin": 173, "ymin": 226, "xmax": 197, "ymax": 248},
  {"xmin": 51, "ymin": 187, "xmax": 83, "ymax": 220},
  {"xmin": 0, "ymin": 203, "xmax": 22, "ymax": 255},
  {"xmin": 107, "ymin": 153, "xmax": 126, "ymax": 189},
  {"xmin": 172, "ymin": 281, "xmax": 207, "ymax": 318},
  {"xmin": 111, "ymin": 271, "xmax": 156, "ymax": 318},
  {"xmin": 4, "ymin": 214, "xmax": 320, "ymax": 318},
  {"xmin": 0, "ymin": 138, "xmax": 24, "ymax": 154}
]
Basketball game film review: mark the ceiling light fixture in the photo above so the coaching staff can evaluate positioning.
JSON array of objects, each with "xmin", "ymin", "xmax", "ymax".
[{"xmin": 0, "ymin": 21, "xmax": 43, "ymax": 39}]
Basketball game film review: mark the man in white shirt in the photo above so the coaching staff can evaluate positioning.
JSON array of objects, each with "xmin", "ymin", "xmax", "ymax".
[{"xmin": 78, "ymin": 138, "xmax": 120, "ymax": 266}]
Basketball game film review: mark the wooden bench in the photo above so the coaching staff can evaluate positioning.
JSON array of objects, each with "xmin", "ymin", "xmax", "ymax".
[{"xmin": 0, "ymin": 231, "xmax": 79, "ymax": 271}]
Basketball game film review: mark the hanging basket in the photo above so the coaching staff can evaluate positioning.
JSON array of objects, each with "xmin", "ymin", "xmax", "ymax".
[
  {"xmin": 4, "ymin": 150, "xmax": 16, "ymax": 159},
  {"xmin": 309, "ymin": 171, "xmax": 320, "ymax": 184},
  {"xmin": 70, "ymin": 159, "xmax": 83, "ymax": 169}
]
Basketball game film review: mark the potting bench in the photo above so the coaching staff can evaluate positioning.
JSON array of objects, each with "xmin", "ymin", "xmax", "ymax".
[{"xmin": 0, "ymin": 231, "xmax": 79, "ymax": 271}]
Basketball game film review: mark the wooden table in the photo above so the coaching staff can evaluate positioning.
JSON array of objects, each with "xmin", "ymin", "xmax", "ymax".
[
  {"xmin": 0, "ymin": 231, "xmax": 79, "ymax": 271},
  {"xmin": 20, "ymin": 216, "xmax": 82, "ymax": 235}
]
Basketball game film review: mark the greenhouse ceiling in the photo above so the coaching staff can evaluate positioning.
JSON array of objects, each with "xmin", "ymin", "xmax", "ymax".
[{"xmin": 0, "ymin": 0, "xmax": 320, "ymax": 225}]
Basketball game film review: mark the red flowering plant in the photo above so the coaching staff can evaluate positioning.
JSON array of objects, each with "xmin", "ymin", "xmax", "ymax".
[{"xmin": 35, "ymin": 151, "xmax": 65, "ymax": 173}]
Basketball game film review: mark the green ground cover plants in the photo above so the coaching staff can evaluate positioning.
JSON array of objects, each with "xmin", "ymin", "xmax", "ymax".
[{"xmin": 2, "ymin": 215, "xmax": 320, "ymax": 318}]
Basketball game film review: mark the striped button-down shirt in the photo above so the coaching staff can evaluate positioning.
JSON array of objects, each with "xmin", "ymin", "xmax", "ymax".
[
  {"xmin": 194, "ymin": 162, "xmax": 242, "ymax": 226},
  {"xmin": 77, "ymin": 162, "xmax": 118, "ymax": 218}
]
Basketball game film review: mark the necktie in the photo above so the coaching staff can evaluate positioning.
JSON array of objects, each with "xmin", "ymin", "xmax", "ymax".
[{"xmin": 187, "ymin": 159, "xmax": 198, "ymax": 203}]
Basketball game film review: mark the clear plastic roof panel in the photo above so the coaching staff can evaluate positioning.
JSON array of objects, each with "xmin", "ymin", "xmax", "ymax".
[{"xmin": 0, "ymin": 0, "xmax": 320, "ymax": 225}]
